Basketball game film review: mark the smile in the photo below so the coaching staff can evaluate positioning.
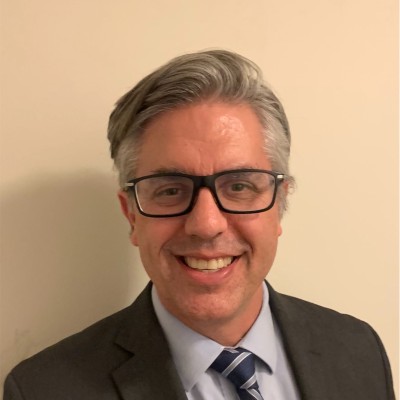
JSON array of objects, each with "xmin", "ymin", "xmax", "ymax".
[{"xmin": 183, "ymin": 256, "xmax": 235, "ymax": 271}]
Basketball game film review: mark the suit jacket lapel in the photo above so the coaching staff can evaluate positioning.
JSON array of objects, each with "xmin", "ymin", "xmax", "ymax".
[
  {"xmin": 111, "ymin": 284, "xmax": 187, "ymax": 400},
  {"xmin": 268, "ymin": 283, "xmax": 331, "ymax": 400}
]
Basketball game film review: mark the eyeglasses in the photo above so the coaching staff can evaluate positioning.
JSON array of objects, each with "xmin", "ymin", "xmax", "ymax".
[{"xmin": 124, "ymin": 169, "xmax": 285, "ymax": 218}]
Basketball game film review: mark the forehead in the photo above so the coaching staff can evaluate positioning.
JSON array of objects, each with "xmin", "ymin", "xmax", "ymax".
[{"xmin": 136, "ymin": 102, "xmax": 269, "ymax": 175}]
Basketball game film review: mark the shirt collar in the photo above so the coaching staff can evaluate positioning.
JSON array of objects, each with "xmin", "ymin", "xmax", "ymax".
[
  {"xmin": 236, "ymin": 285, "xmax": 276, "ymax": 373},
  {"xmin": 152, "ymin": 282, "xmax": 278, "ymax": 392}
]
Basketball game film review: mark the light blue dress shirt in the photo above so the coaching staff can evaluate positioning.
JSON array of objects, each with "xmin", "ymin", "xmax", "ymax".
[{"xmin": 152, "ymin": 283, "xmax": 300, "ymax": 399}]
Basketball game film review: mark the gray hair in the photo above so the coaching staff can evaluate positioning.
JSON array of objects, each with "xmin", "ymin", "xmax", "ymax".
[{"xmin": 108, "ymin": 49, "xmax": 294, "ymax": 213}]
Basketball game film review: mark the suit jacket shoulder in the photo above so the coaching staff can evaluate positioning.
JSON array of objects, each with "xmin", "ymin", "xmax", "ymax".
[
  {"xmin": 268, "ymin": 283, "xmax": 395, "ymax": 400},
  {"xmin": 3, "ymin": 283, "xmax": 187, "ymax": 400}
]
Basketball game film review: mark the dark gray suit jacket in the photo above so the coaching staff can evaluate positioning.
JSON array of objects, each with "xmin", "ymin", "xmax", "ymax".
[{"xmin": 4, "ymin": 282, "xmax": 395, "ymax": 400}]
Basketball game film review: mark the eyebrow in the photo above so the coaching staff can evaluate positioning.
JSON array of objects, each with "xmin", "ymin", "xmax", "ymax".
[
  {"xmin": 149, "ymin": 165, "xmax": 260, "ymax": 175},
  {"xmin": 149, "ymin": 167, "xmax": 186, "ymax": 174}
]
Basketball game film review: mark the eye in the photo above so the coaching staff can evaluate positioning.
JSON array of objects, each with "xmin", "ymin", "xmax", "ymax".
[
  {"xmin": 154, "ymin": 186, "xmax": 184, "ymax": 198},
  {"xmin": 230, "ymin": 182, "xmax": 253, "ymax": 192},
  {"xmin": 220, "ymin": 180, "xmax": 259, "ymax": 201}
]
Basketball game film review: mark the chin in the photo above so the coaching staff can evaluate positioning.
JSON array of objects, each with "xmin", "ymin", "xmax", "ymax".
[{"xmin": 173, "ymin": 291, "xmax": 246, "ymax": 324}]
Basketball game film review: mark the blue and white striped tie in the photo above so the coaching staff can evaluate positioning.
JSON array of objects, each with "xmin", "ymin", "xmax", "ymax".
[{"xmin": 210, "ymin": 347, "xmax": 264, "ymax": 400}]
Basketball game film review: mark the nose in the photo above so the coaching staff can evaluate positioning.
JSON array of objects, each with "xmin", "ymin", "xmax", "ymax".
[{"xmin": 184, "ymin": 188, "xmax": 228, "ymax": 239}]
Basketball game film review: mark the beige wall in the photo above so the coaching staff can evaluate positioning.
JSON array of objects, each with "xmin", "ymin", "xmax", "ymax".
[{"xmin": 1, "ymin": 0, "xmax": 398, "ymax": 396}]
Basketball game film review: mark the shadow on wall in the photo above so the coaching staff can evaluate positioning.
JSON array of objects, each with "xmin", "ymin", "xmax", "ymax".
[{"xmin": 0, "ymin": 170, "xmax": 147, "ymax": 384}]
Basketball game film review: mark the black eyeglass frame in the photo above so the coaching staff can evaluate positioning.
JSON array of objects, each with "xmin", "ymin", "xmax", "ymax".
[{"xmin": 124, "ymin": 168, "xmax": 285, "ymax": 218}]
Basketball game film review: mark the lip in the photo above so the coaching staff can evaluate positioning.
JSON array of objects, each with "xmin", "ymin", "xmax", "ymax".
[
  {"xmin": 177, "ymin": 252, "xmax": 240, "ymax": 260},
  {"xmin": 175, "ymin": 255, "xmax": 241, "ymax": 286},
  {"xmin": 183, "ymin": 256, "xmax": 234, "ymax": 270}
]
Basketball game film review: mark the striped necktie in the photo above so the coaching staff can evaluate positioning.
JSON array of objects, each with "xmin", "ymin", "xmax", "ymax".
[{"xmin": 210, "ymin": 347, "xmax": 264, "ymax": 400}]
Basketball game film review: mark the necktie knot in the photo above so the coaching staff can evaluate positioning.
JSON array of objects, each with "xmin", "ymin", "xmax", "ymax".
[{"xmin": 210, "ymin": 347, "xmax": 264, "ymax": 400}]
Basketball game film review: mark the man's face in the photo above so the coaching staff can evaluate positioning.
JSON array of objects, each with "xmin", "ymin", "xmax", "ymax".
[{"xmin": 119, "ymin": 102, "xmax": 283, "ymax": 332}]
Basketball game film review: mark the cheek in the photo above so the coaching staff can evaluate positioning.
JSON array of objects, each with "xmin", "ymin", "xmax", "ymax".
[
  {"xmin": 131, "ymin": 218, "xmax": 182, "ymax": 251},
  {"xmin": 237, "ymin": 211, "xmax": 281, "ymax": 236},
  {"xmin": 239, "ymin": 214, "xmax": 282, "ymax": 254}
]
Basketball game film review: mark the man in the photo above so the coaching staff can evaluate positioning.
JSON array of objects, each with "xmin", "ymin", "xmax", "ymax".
[{"xmin": 4, "ymin": 50, "xmax": 395, "ymax": 399}]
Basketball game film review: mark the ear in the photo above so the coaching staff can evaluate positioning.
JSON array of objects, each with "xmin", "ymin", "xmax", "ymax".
[
  {"xmin": 277, "ymin": 180, "xmax": 289, "ymax": 235},
  {"xmin": 117, "ymin": 191, "xmax": 139, "ymax": 246},
  {"xmin": 118, "ymin": 190, "xmax": 134, "ymax": 222},
  {"xmin": 277, "ymin": 222, "xmax": 283, "ymax": 237},
  {"xmin": 281, "ymin": 180, "xmax": 290, "ymax": 196}
]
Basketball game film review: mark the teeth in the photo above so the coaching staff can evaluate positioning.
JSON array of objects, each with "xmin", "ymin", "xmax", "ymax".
[{"xmin": 184, "ymin": 256, "xmax": 234, "ymax": 271}]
